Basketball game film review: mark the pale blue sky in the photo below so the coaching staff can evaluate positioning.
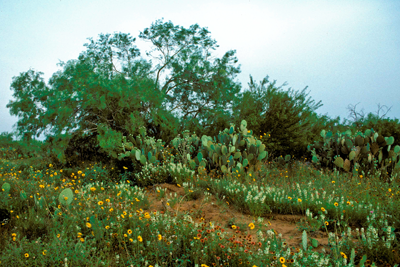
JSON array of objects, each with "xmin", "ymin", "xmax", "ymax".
[{"xmin": 1, "ymin": 0, "xmax": 399, "ymax": 141}]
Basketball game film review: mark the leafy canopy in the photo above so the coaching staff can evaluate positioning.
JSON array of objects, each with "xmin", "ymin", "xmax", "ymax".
[{"xmin": 6, "ymin": 19, "xmax": 242, "ymax": 167}]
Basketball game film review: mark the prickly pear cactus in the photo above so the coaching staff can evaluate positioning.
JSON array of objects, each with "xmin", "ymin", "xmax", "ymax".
[
  {"xmin": 118, "ymin": 126, "xmax": 166, "ymax": 166},
  {"xmin": 59, "ymin": 188, "xmax": 74, "ymax": 206},
  {"xmin": 173, "ymin": 120, "xmax": 269, "ymax": 178},
  {"xmin": 1, "ymin": 182, "xmax": 10, "ymax": 194},
  {"xmin": 170, "ymin": 130, "xmax": 199, "ymax": 166},
  {"xmin": 307, "ymin": 128, "xmax": 400, "ymax": 180},
  {"xmin": 118, "ymin": 120, "xmax": 276, "ymax": 182},
  {"xmin": 275, "ymin": 154, "xmax": 293, "ymax": 169}
]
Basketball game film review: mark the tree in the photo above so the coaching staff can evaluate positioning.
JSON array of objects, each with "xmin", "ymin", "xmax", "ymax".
[
  {"xmin": 138, "ymin": 19, "xmax": 242, "ymax": 137},
  {"xmin": 6, "ymin": 20, "xmax": 242, "ymax": 170},
  {"xmin": 7, "ymin": 34, "xmax": 176, "ymax": 167},
  {"xmin": 342, "ymin": 103, "xmax": 400, "ymax": 149},
  {"xmin": 343, "ymin": 102, "xmax": 394, "ymax": 132},
  {"xmin": 6, "ymin": 70, "xmax": 50, "ymax": 142},
  {"xmin": 228, "ymin": 75, "xmax": 328, "ymax": 161}
]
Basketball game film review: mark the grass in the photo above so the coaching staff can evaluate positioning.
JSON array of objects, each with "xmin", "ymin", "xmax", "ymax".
[{"xmin": 0, "ymin": 145, "xmax": 399, "ymax": 267}]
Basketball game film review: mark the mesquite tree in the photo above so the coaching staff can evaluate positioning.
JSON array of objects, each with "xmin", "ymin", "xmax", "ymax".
[{"xmin": 6, "ymin": 19, "xmax": 242, "ymax": 168}]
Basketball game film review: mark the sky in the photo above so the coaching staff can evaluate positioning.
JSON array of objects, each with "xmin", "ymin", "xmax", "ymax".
[{"xmin": 1, "ymin": 0, "xmax": 399, "ymax": 141}]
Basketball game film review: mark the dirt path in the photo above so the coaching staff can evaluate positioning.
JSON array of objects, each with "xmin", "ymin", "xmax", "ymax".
[{"xmin": 137, "ymin": 183, "xmax": 332, "ymax": 254}]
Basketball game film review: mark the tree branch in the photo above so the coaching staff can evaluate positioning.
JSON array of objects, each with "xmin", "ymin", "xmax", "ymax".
[
  {"xmin": 375, "ymin": 103, "xmax": 392, "ymax": 120},
  {"xmin": 155, "ymin": 41, "xmax": 190, "ymax": 91},
  {"xmin": 110, "ymin": 53, "xmax": 125, "ymax": 75},
  {"xmin": 170, "ymin": 103, "xmax": 186, "ymax": 111}
]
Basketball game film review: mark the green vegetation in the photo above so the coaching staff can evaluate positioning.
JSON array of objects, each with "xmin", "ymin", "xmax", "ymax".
[
  {"xmin": 2, "ymin": 19, "xmax": 400, "ymax": 266},
  {"xmin": 1, "ymin": 144, "xmax": 399, "ymax": 266}
]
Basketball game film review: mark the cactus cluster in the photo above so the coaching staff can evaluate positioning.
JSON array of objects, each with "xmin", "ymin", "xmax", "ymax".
[
  {"xmin": 180, "ymin": 120, "xmax": 269, "ymax": 177},
  {"xmin": 116, "ymin": 120, "xmax": 400, "ymax": 183},
  {"xmin": 307, "ymin": 128, "xmax": 400, "ymax": 180},
  {"xmin": 118, "ymin": 126, "xmax": 166, "ymax": 166},
  {"xmin": 117, "ymin": 120, "xmax": 270, "ymax": 182}
]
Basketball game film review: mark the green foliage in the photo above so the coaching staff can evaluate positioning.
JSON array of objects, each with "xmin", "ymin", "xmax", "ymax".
[
  {"xmin": 132, "ymin": 162, "xmax": 172, "ymax": 187},
  {"xmin": 0, "ymin": 135, "xmax": 63, "ymax": 172},
  {"xmin": 169, "ymin": 130, "xmax": 198, "ymax": 166},
  {"xmin": 297, "ymin": 216, "xmax": 321, "ymax": 233},
  {"xmin": 6, "ymin": 70, "xmax": 50, "ymax": 141},
  {"xmin": 89, "ymin": 215, "xmax": 105, "ymax": 244},
  {"xmin": 33, "ymin": 195, "xmax": 47, "ymax": 211},
  {"xmin": 300, "ymin": 113, "xmax": 353, "ymax": 161},
  {"xmin": 139, "ymin": 19, "xmax": 242, "ymax": 139},
  {"xmin": 311, "ymin": 238, "xmax": 319, "ymax": 248},
  {"xmin": 302, "ymin": 230, "xmax": 308, "ymax": 251},
  {"xmin": 59, "ymin": 188, "xmax": 74, "ymax": 206},
  {"xmin": 1, "ymin": 130, "xmax": 400, "ymax": 265},
  {"xmin": 118, "ymin": 119, "xmax": 271, "ymax": 184},
  {"xmin": 359, "ymin": 255, "xmax": 367, "ymax": 266},
  {"xmin": 166, "ymin": 120, "xmax": 269, "ymax": 178},
  {"xmin": 308, "ymin": 127, "xmax": 400, "ymax": 180},
  {"xmin": 181, "ymin": 109, "xmax": 234, "ymax": 145},
  {"xmin": 1, "ymin": 182, "xmax": 11, "ymax": 194},
  {"xmin": 131, "ymin": 159, "xmax": 196, "ymax": 188},
  {"xmin": 6, "ymin": 17, "xmax": 399, "ymax": 195},
  {"xmin": 97, "ymin": 123, "xmax": 124, "ymax": 159},
  {"xmin": 1, "ymin": 183, "xmax": 11, "ymax": 209},
  {"xmin": 0, "ymin": 132, "xmax": 14, "ymax": 147},
  {"xmin": 352, "ymin": 114, "xmax": 400, "ymax": 153},
  {"xmin": 337, "ymin": 105, "xmax": 400, "ymax": 178},
  {"xmin": 20, "ymin": 190, "xmax": 27, "ymax": 201},
  {"xmin": 0, "ymin": 132, "xmax": 20, "ymax": 160},
  {"xmin": 350, "ymin": 248, "xmax": 355, "ymax": 265},
  {"xmin": 228, "ymin": 75, "xmax": 326, "ymax": 162},
  {"xmin": 37, "ymin": 136, "xmax": 59, "ymax": 163},
  {"xmin": 166, "ymin": 162, "xmax": 196, "ymax": 185},
  {"xmin": 0, "ymin": 131, "xmax": 44, "ymax": 161},
  {"xmin": 6, "ymin": 20, "xmax": 243, "ymax": 173},
  {"xmin": 116, "ymin": 126, "xmax": 169, "ymax": 183}
]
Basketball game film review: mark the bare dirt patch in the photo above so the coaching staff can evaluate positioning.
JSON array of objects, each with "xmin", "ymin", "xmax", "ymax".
[{"xmin": 139, "ymin": 183, "xmax": 332, "ymax": 254}]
